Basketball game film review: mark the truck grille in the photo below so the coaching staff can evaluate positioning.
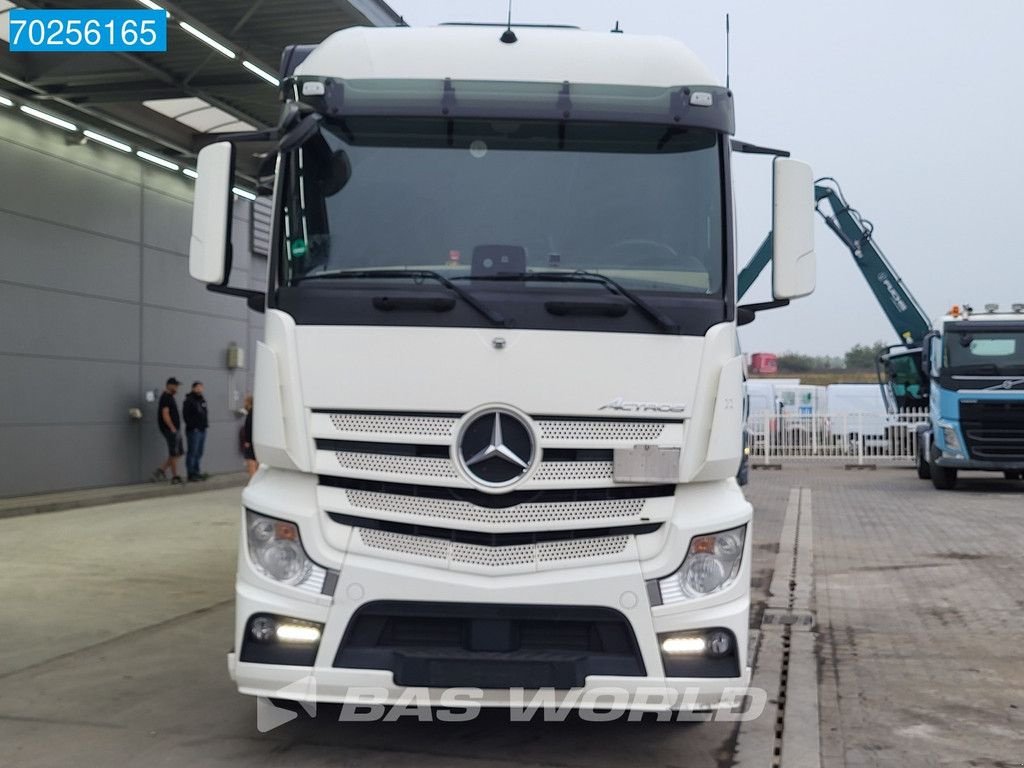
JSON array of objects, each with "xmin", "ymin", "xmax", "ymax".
[
  {"xmin": 314, "ymin": 410, "xmax": 669, "ymax": 444},
  {"xmin": 960, "ymin": 400, "xmax": 1024, "ymax": 460},
  {"xmin": 344, "ymin": 488, "xmax": 648, "ymax": 526},
  {"xmin": 311, "ymin": 410, "xmax": 681, "ymax": 563},
  {"xmin": 357, "ymin": 527, "xmax": 631, "ymax": 569}
]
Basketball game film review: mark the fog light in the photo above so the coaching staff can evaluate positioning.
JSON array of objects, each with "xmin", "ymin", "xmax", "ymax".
[
  {"xmin": 276, "ymin": 623, "xmax": 322, "ymax": 643},
  {"xmin": 661, "ymin": 635, "xmax": 706, "ymax": 655},
  {"xmin": 708, "ymin": 630, "xmax": 732, "ymax": 657},
  {"xmin": 250, "ymin": 616, "xmax": 276, "ymax": 642}
]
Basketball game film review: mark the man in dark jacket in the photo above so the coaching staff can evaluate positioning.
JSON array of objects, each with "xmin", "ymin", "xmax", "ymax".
[
  {"xmin": 152, "ymin": 377, "xmax": 183, "ymax": 483},
  {"xmin": 183, "ymin": 381, "xmax": 209, "ymax": 481}
]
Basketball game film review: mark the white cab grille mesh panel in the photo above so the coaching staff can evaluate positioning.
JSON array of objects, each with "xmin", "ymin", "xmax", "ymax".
[
  {"xmin": 536, "ymin": 420, "xmax": 665, "ymax": 442},
  {"xmin": 356, "ymin": 528, "xmax": 629, "ymax": 568},
  {"xmin": 334, "ymin": 452, "xmax": 459, "ymax": 479},
  {"xmin": 537, "ymin": 536, "xmax": 630, "ymax": 562},
  {"xmin": 346, "ymin": 490, "xmax": 646, "ymax": 526},
  {"xmin": 534, "ymin": 461, "xmax": 614, "ymax": 482},
  {"xmin": 359, "ymin": 528, "xmax": 449, "ymax": 560},
  {"xmin": 328, "ymin": 413, "xmax": 457, "ymax": 437}
]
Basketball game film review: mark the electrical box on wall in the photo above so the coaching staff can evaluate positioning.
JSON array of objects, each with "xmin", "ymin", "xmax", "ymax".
[{"xmin": 227, "ymin": 342, "xmax": 245, "ymax": 370}]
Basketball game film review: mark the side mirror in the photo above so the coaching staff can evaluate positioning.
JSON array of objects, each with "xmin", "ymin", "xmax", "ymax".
[
  {"xmin": 189, "ymin": 142, "xmax": 235, "ymax": 284},
  {"xmin": 771, "ymin": 157, "xmax": 816, "ymax": 300},
  {"xmin": 920, "ymin": 330, "xmax": 939, "ymax": 377}
]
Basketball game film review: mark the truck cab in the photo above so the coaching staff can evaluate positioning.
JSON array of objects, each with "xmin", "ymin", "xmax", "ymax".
[
  {"xmin": 188, "ymin": 24, "xmax": 815, "ymax": 714},
  {"xmin": 919, "ymin": 303, "xmax": 1024, "ymax": 489}
]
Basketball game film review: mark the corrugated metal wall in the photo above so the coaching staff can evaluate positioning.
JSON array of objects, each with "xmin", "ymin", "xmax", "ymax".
[{"xmin": 0, "ymin": 108, "xmax": 265, "ymax": 497}]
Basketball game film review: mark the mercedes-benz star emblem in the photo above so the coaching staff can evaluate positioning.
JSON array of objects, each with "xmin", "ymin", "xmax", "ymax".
[{"xmin": 457, "ymin": 410, "xmax": 535, "ymax": 488}]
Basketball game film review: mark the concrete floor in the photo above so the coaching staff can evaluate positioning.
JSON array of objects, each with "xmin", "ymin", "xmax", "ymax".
[{"xmin": 2, "ymin": 468, "xmax": 1021, "ymax": 766}]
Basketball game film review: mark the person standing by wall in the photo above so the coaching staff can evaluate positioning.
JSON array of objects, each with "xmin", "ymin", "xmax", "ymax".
[
  {"xmin": 183, "ymin": 381, "xmax": 209, "ymax": 482},
  {"xmin": 242, "ymin": 393, "xmax": 257, "ymax": 477},
  {"xmin": 152, "ymin": 377, "xmax": 184, "ymax": 484}
]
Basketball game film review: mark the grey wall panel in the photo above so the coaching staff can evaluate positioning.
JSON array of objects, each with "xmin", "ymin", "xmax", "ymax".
[
  {"xmin": 0, "ymin": 111, "xmax": 143, "ymax": 186},
  {"xmin": 140, "ymin": 165, "xmax": 193, "ymax": 203},
  {"xmin": 230, "ymin": 208, "xmax": 252, "ymax": 275},
  {"xmin": 142, "ymin": 248, "xmax": 247, "ymax": 320},
  {"xmin": 140, "ymin": 305, "xmax": 248, "ymax": 370},
  {"xmin": 0, "ymin": 283, "xmax": 140, "ymax": 361},
  {"xmin": 0, "ymin": 140, "xmax": 141, "ymax": 241},
  {"xmin": 142, "ymin": 188, "xmax": 192, "ymax": 255},
  {"xmin": 0, "ymin": 424, "xmax": 141, "ymax": 496},
  {"xmin": 0, "ymin": 212, "xmax": 141, "ymax": 302},
  {"xmin": 0, "ymin": 114, "xmax": 265, "ymax": 497},
  {"xmin": 0, "ymin": 355, "xmax": 139, "ymax": 426}
]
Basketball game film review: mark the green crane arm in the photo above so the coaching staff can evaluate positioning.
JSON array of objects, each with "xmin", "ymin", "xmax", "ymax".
[{"xmin": 737, "ymin": 178, "xmax": 931, "ymax": 346}]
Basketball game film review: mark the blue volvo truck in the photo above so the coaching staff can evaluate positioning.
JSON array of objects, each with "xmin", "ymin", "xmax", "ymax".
[{"xmin": 917, "ymin": 303, "xmax": 1024, "ymax": 489}]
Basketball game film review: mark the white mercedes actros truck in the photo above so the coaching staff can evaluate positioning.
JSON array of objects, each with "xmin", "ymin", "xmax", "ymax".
[{"xmin": 189, "ymin": 24, "xmax": 816, "ymax": 714}]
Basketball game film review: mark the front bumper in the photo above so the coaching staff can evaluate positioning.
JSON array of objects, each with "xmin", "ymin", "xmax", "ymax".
[
  {"xmin": 230, "ymin": 551, "xmax": 750, "ymax": 711},
  {"xmin": 231, "ymin": 472, "xmax": 752, "ymax": 712},
  {"xmin": 934, "ymin": 456, "xmax": 1024, "ymax": 470}
]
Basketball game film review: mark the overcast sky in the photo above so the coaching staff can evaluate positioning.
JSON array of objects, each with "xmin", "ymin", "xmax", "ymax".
[{"xmin": 389, "ymin": 0, "xmax": 1024, "ymax": 355}]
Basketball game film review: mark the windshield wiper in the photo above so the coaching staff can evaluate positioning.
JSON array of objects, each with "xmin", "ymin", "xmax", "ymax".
[
  {"xmin": 292, "ymin": 269, "xmax": 505, "ymax": 326},
  {"xmin": 455, "ymin": 270, "xmax": 679, "ymax": 333}
]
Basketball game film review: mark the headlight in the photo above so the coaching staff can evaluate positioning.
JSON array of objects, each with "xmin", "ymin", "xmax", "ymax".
[
  {"xmin": 246, "ymin": 510, "xmax": 327, "ymax": 593},
  {"xmin": 940, "ymin": 424, "xmax": 961, "ymax": 454},
  {"xmin": 657, "ymin": 525, "xmax": 746, "ymax": 604}
]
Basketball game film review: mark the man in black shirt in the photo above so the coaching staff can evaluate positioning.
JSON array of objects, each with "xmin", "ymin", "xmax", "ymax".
[
  {"xmin": 183, "ymin": 381, "xmax": 209, "ymax": 482},
  {"xmin": 152, "ymin": 377, "xmax": 184, "ymax": 484}
]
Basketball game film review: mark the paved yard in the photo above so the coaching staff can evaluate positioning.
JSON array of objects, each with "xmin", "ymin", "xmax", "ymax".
[{"xmin": 746, "ymin": 465, "xmax": 1024, "ymax": 768}]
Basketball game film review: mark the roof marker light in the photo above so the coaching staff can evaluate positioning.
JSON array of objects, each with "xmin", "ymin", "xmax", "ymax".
[
  {"xmin": 179, "ymin": 21, "xmax": 236, "ymax": 59},
  {"xmin": 0, "ymin": 95, "xmax": 13, "ymax": 108},
  {"xmin": 182, "ymin": 168, "xmax": 199, "ymax": 179},
  {"xmin": 137, "ymin": 150, "xmax": 179, "ymax": 171},
  {"xmin": 20, "ymin": 105, "xmax": 77, "ymax": 132},
  {"xmin": 242, "ymin": 60, "xmax": 280, "ymax": 87},
  {"xmin": 83, "ymin": 130, "xmax": 131, "ymax": 153},
  {"xmin": 232, "ymin": 186, "xmax": 257, "ymax": 201}
]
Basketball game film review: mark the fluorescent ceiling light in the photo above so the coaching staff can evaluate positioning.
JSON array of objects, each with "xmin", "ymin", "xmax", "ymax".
[
  {"xmin": 0, "ymin": 95, "xmax": 12, "ymax": 108},
  {"xmin": 242, "ymin": 60, "xmax": 280, "ymax": 87},
  {"xmin": 137, "ymin": 150, "xmax": 179, "ymax": 171},
  {"xmin": 83, "ymin": 130, "xmax": 131, "ymax": 153},
  {"xmin": 182, "ymin": 168, "xmax": 198, "ymax": 179},
  {"xmin": 20, "ymin": 105, "xmax": 77, "ymax": 131},
  {"xmin": 179, "ymin": 21, "xmax": 235, "ymax": 59},
  {"xmin": 136, "ymin": 0, "xmax": 163, "ymax": 9},
  {"xmin": 232, "ymin": 187, "xmax": 257, "ymax": 201}
]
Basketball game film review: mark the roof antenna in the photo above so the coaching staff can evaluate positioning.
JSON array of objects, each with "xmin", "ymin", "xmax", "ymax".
[
  {"xmin": 611, "ymin": 20, "xmax": 623, "ymax": 33},
  {"xmin": 500, "ymin": 0, "xmax": 517, "ymax": 44},
  {"xmin": 725, "ymin": 13, "xmax": 731, "ymax": 89}
]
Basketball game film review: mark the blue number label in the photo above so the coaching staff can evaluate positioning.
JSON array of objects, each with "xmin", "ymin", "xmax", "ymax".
[{"xmin": 8, "ymin": 10, "xmax": 167, "ymax": 53}]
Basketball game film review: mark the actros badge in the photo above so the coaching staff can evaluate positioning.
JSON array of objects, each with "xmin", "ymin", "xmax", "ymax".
[
  {"xmin": 457, "ymin": 409, "xmax": 536, "ymax": 489},
  {"xmin": 599, "ymin": 397, "xmax": 686, "ymax": 414}
]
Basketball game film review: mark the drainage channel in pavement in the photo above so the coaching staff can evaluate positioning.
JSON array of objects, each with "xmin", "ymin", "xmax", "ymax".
[{"xmin": 735, "ymin": 487, "xmax": 819, "ymax": 768}]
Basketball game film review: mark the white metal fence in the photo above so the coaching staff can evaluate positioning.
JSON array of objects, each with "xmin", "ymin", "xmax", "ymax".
[{"xmin": 747, "ymin": 409, "xmax": 930, "ymax": 466}]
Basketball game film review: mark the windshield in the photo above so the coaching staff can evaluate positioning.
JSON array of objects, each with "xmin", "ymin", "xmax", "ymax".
[
  {"xmin": 944, "ymin": 329, "xmax": 1024, "ymax": 373},
  {"xmin": 279, "ymin": 118, "xmax": 723, "ymax": 295}
]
